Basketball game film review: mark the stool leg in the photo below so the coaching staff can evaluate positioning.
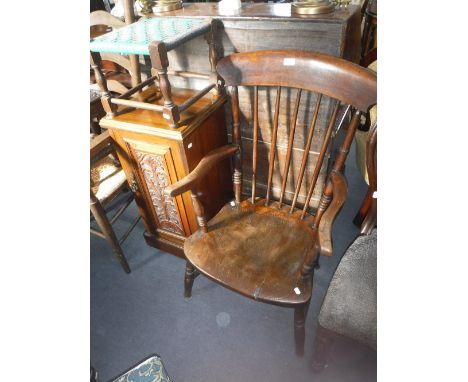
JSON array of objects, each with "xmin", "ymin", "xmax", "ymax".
[
  {"xmin": 149, "ymin": 41, "xmax": 180, "ymax": 128},
  {"xmin": 90, "ymin": 195, "xmax": 131, "ymax": 274}
]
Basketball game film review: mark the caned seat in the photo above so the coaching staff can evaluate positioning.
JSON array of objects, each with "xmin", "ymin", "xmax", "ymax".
[
  {"xmin": 91, "ymin": 155, "xmax": 127, "ymax": 202},
  {"xmin": 185, "ymin": 199, "xmax": 316, "ymax": 305},
  {"xmin": 90, "ymin": 131, "xmax": 140, "ymax": 273}
]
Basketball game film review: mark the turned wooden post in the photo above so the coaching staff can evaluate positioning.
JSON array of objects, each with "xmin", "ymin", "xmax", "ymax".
[
  {"xmin": 190, "ymin": 191, "xmax": 208, "ymax": 233},
  {"xmin": 184, "ymin": 261, "xmax": 197, "ymax": 299},
  {"xmin": 149, "ymin": 41, "xmax": 180, "ymax": 128},
  {"xmin": 205, "ymin": 19, "xmax": 223, "ymax": 95},
  {"xmin": 90, "ymin": 52, "xmax": 116, "ymax": 118},
  {"xmin": 123, "ymin": 0, "xmax": 142, "ymax": 88},
  {"xmin": 230, "ymin": 86, "xmax": 242, "ymax": 203}
]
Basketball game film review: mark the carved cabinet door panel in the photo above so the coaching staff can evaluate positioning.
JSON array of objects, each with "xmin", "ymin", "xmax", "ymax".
[{"xmin": 124, "ymin": 139, "xmax": 191, "ymax": 237}]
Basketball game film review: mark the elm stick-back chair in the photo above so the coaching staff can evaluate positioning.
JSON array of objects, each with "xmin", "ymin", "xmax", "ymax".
[{"xmin": 164, "ymin": 50, "xmax": 377, "ymax": 355}]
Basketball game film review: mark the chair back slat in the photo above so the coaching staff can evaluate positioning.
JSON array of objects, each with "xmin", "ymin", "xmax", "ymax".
[
  {"xmin": 300, "ymin": 101, "xmax": 341, "ymax": 219},
  {"xmin": 251, "ymin": 86, "xmax": 259, "ymax": 203},
  {"xmin": 289, "ymin": 93, "xmax": 322, "ymax": 212},
  {"xmin": 278, "ymin": 88, "xmax": 302, "ymax": 207},
  {"xmin": 265, "ymin": 86, "xmax": 282, "ymax": 206}
]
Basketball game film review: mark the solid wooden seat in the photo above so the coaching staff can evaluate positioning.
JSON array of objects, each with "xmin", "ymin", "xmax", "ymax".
[{"xmin": 185, "ymin": 199, "xmax": 316, "ymax": 305}]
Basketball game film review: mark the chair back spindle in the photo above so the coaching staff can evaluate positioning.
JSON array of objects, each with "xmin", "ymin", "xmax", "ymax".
[
  {"xmin": 230, "ymin": 86, "xmax": 243, "ymax": 203},
  {"xmin": 289, "ymin": 93, "xmax": 323, "ymax": 213},
  {"xmin": 251, "ymin": 86, "xmax": 259, "ymax": 204},
  {"xmin": 278, "ymin": 88, "xmax": 302, "ymax": 207},
  {"xmin": 299, "ymin": 101, "xmax": 340, "ymax": 218},
  {"xmin": 310, "ymin": 110, "xmax": 362, "ymax": 224},
  {"xmin": 265, "ymin": 86, "xmax": 282, "ymax": 206}
]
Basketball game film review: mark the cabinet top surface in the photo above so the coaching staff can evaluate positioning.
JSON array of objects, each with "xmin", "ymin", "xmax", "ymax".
[{"xmin": 146, "ymin": 3, "xmax": 359, "ymax": 23}]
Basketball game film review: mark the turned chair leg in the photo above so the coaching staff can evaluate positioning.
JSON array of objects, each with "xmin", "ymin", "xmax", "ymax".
[
  {"xmin": 184, "ymin": 261, "xmax": 197, "ymax": 299},
  {"xmin": 294, "ymin": 300, "xmax": 311, "ymax": 356},
  {"xmin": 90, "ymin": 199, "xmax": 131, "ymax": 274}
]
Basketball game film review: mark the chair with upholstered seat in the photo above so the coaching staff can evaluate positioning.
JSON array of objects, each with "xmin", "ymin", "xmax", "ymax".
[
  {"xmin": 311, "ymin": 229, "xmax": 377, "ymax": 371},
  {"xmin": 164, "ymin": 50, "xmax": 377, "ymax": 355},
  {"xmin": 90, "ymin": 130, "xmax": 140, "ymax": 273}
]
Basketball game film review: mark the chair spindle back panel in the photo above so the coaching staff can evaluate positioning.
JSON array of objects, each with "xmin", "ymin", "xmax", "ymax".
[
  {"xmin": 219, "ymin": 50, "xmax": 377, "ymax": 219},
  {"xmin": 227, "ymin": 86, "xmax": 340, "ymax": 208}
]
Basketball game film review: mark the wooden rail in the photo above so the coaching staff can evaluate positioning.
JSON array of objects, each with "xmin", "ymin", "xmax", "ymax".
[
  {"xmin": 178, "ymin": 84, "xmax": 216, "ymax": 112},
  {"xmin": 116, "ymin": 75, "xmax": 159, "ymax": 100},
  {"xmin": 167, "ymin": 70, "xmax": 210, "ymax": 80},
  {"xmin": 110, "ymin": 98, "xmax": 164, "ymax": 112}
]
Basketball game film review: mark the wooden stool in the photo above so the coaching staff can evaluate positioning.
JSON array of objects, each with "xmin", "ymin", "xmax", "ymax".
[{"xmin": 90, "ymin": 17, "xmax": 223, "ymax": 128}]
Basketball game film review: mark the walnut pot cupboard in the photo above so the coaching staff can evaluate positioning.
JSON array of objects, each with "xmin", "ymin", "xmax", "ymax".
[{"xmin": 100, "ymin": 88, "xmax": 233, "ymax": 257}]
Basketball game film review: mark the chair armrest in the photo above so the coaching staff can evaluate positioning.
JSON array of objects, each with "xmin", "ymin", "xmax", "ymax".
[
  {"xmin": 164, "ymin": 144, "xmax": 239, "ymax": 197},
  {"xmin": 90, "ymin": 130, "xmax": 113, "ymax": 160},
  {"xmin": 318, "ymin": 171, "xmax": 348, "ymax": 257}
]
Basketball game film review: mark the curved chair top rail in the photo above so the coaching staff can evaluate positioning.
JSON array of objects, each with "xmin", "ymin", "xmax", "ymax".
[{"xmin": 216, "ymin": 50, "xmax": 377, "ymax": 112}]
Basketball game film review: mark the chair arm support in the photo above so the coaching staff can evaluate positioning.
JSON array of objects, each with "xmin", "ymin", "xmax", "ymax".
[
  {"xmin": 90, "ymin": 130, "xmax": 113, "ymax": 159},
  {"xmin": 164, "ymin": 144, "xmax": 240, "ymax": 197},
  {"xmin": 318, "ymin": 171, "xmax": 348, "ymax": 257}
]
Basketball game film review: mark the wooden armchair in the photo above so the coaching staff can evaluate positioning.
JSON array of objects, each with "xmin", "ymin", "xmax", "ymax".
[
  {"xmin": 90, "ymin": 131, "xmax": 140, "ymax": 273},
  {"xmin": 165, "ymin": 50, "xmax": 377, "ymax": 355}
]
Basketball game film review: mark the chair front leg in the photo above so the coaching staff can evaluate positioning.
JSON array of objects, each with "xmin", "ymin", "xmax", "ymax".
[{"xmin": 294, "ymin": 299, "xmax": 311, "ymax": 356}]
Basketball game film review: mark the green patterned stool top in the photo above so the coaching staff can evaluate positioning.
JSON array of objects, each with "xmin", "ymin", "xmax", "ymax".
[
  {"xmin": 111, "ymin": 355, "xmax": 172, "ymax": 382},
  {"xmin": 90, "ymin": 17, "xmax": 209, "ymax": 55}
]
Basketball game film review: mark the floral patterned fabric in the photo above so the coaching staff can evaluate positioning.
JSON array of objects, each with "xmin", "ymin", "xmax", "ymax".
[{"xmin": 112, "ymin": 355, "xmax": 172, "ymax": 382}]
